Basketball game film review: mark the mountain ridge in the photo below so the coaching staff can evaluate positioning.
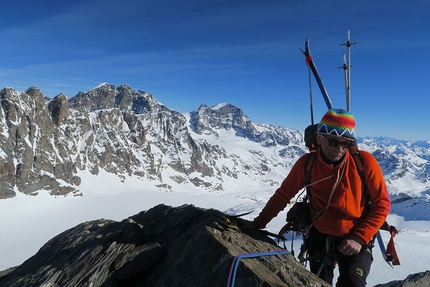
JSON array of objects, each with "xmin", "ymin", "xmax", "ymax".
[{"xmin": 0, "ymin": 83, "xmax": 429, "ymax": 220}]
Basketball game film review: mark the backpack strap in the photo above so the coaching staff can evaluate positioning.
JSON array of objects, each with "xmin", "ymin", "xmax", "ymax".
[
  {"xmin": 349, "ymin": 147, "xmax": 368, "ymax": 198},
  {"xmin": 305, "ymin": 151, "xmax": 318, "ymax": 191}
]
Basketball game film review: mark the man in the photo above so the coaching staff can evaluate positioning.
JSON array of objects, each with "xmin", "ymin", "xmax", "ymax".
[{"xmin": 252, "ymin": 108, "xmax": 390, "ymax": 286}]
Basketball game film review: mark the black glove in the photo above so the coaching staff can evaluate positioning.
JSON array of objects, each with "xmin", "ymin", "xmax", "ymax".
[{"xmin": 236, "ymin": 218, "xmax": 258, "ymax": 230}]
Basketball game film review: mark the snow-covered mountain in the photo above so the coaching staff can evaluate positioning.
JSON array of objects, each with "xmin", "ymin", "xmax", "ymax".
[{"xmin": 1, "ymin": 83, "xmax": 429, "ymax": 218}]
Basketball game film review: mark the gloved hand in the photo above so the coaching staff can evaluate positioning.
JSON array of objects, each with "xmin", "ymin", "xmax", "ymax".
[{"xmin": 236, "ymin": 218, "xmax": 258, "ymax": 231}]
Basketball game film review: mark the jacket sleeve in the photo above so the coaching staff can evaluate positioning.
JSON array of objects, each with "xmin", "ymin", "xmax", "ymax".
[
  {"xmin": 352, "ymin": 151, "xmax": 391, "ymax": 244},
  {"xmin": 253, "ymin": 154, "xmax": 308, "ymax": 229}
]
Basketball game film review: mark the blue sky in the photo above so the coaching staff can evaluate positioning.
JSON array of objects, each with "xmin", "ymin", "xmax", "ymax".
[{"xmin": 1, "ymin": 0, "xmax": 429, "ymax": 140}]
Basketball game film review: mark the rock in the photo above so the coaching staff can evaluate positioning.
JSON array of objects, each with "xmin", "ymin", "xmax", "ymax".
[
  {"xmin": 48, "ymin": 93, "xmax": 69, "ymax": 126},
  {"xmin": 0, "ymin": 204, "xmax": 330, "ymax": 287},
  {"xmin": 374, "ymin": 270, "xmax": 430, "ymax": 287}
]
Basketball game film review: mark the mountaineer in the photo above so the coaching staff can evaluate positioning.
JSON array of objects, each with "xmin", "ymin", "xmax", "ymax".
[{"xmin": 249, "ymin": 108, "xmax": 390, "ymax": 286}]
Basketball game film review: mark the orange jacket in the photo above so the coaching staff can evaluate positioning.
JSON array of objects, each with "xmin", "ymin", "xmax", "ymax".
[{"xmin": 254, "ymin": 148, "xmax": 391, "ymax": 244}]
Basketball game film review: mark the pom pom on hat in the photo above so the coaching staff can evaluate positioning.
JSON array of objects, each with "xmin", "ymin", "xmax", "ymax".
[{"xmin": 317, "ymin": 108, "xmax": 355, "ymax": 139}]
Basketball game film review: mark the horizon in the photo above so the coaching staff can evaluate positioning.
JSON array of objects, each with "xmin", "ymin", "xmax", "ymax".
[{"xmin": 1, "ymin": 1, "xmax": 429, "ymax": 140}]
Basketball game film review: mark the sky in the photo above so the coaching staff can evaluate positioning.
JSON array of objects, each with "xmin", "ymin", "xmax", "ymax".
[{"xmin": 0, "ymin": 0, "xmax": 429, "ymax": 140}]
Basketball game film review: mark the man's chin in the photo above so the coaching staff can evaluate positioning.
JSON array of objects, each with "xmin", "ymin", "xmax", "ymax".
[{"xmin": 330, "ymin": 154, "xmax": 343, "ymax": 162}]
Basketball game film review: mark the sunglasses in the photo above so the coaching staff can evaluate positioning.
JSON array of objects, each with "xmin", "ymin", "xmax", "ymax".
[{"xmin": 322, "ymin": 135, "xmax": 353, "ymax": 148}]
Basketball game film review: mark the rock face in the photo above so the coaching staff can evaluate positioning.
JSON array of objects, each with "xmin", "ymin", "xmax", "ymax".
[
  {"xmin": 374, "ymin": 270, "xmax": 430, "ymax": 287},
  {"xmin": 0, "ymin": 87, "xmax": 80, "ymax": 198},
  {"xmin": 0, "ymin": 84, "xmax": 308, "ymax": 199},
  {"xmin": 0, "ymin": 204, "xmax": 331, "ymax": 287}
]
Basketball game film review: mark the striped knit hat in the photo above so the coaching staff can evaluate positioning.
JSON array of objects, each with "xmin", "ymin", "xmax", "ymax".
[{"xmin": 317, "ymin": 108, "xmax": 355, "ymax": 139}]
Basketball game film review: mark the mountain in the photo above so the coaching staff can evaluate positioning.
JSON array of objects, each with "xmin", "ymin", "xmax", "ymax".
[{"xmin": 0, "ymin": 83, "xmax": 429, "ymax": 218}]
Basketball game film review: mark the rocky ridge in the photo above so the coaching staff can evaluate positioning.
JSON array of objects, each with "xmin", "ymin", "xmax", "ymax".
[{"xmin": 0, "ymin": 204, "xmax": 331, "ymax": 287}]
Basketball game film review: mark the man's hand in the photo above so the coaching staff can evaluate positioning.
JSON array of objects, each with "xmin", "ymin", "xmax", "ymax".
[{"xmin": 338, "ymin": 235, "xmax": 365, "ymax": 256}]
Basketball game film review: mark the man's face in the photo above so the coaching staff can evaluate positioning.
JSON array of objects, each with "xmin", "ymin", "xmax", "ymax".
[{"xmin": 317, "ymin": 134, "xmax": 353, "ymax": 163}]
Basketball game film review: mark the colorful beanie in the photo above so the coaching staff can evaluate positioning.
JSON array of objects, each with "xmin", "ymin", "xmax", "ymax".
[{"xmin": 317, "ymin": 108, "xmax": 355, "ymax": 139}]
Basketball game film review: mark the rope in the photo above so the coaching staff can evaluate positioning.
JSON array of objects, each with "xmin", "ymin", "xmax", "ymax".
[
  {"xmin": 305, "ymin": 164, "xmax": 345, "ymax": 222},
  {"xmin": 303, "ymin": 163, "xmax": 346, "ymax": 234},
  {"xmin": 226, "ymin": 250, "xmax": 292, "ymax": 287},
  {"xmin": 321, "ymin": 164, "xmax": 345, "ymax": 219}
]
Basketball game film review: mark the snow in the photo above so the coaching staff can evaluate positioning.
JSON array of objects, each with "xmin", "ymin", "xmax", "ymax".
[
  {"xmin": 1, "ymin": 171, "xmax": 430, "ymax": 286},
  {"xmin": 92, "ymin": 82, "xmax": 109, "ymax": 90},
  {"xmin": 212, "ymin": 102, "xmax": 228, "ymax": 110}
]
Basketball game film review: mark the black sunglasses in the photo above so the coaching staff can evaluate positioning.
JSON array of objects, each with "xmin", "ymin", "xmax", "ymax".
[{"xmin": 322, "ymin": 135, "xmax": 353, "ymax": 148}]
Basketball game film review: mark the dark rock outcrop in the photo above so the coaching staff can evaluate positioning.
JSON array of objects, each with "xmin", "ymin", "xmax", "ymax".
[
  {"xmin": 48, "ymin": 93, "xmax": 69, "ymax": 126},
  {"xmin": 0, "ymin": 204, "xmax": 330, "ymax": 287},
  {"xmin": 374, "ymin": 270, "xmax": 430, "ymax": 287}
]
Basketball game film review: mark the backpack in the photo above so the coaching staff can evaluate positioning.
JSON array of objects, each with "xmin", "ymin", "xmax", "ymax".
[{"xmin": 304, "ymin": 123, "xmax": 320, "ymax": 151}]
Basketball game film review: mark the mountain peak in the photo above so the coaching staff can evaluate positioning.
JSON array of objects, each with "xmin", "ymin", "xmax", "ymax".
[
  {"xmin": 91, "ymin": 82, "xmax": 111, "ymax": 91},
  {"xmin": 190, "ymin": 102, "xmax": 256, "ymax": 138},
  {"xmin": 212, "ymin": 102, "xmax": 229, "ymax": 110}
]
